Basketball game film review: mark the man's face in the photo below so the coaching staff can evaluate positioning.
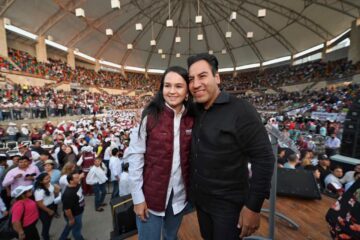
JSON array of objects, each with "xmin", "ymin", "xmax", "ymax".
[
  {"xmin": 354, "ymin": 165, "xmax": 360, "ymax": 173},
  {"xmin": 320, "ymin": 159, "xmax": 330, "ymax": 167},
  {"xmin": 333, "ymin": 168, "xmax": 343, "ymax": 178},
  {"xmin": 189, "ymin": 60, "xmax": 220, "ymax": 109},
  {"xmin": 71, "ymin": 173, "xmax": 80, "ymax": 185},
  {"xmin": 18, "ymin": 159, "xmax": 29, "ymax": 169}
]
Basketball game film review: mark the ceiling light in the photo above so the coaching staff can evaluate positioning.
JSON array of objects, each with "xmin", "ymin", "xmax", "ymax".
[
  {"xmin": 150, "ymin": 40, "xmax": 156, "ymax": 46},
  {"xmin": 176, "ymin": 53, "xmax": 180, "ymax": 58},
  {"xmin": 230, "ymin": 12, "xmax": 237, "ymax": 21},
  {"xmin": 197, "ymin": 34, "xmax": 203, "ymax": 40},
  {"xmin": 127, "ymin": 44, "xmax": 133, "ymax": 49},
  {"xmin": 111, "ymin": 0, "xmax": 121, "ymax": 9},
  {"xmin": 195, "ymin": 15, "xmax": 202, "ymax": 24},
  {"xmin": 258, "ymin": 9, "xmax": 266, "ymax": 18},
  {"xmin": 166, "ymin": 19, "xmax": 173, "ymax": 27},
  {"xmin": 226, "ymin": 31, "xmax": 232, "ymax": 38},
  {"xmin": 161, "ymin": 54, "xmax": 166, "ymax": 59},
  {"xmin": 75, "ymin": 8, "xmax": 85, "ymax": 17},
  {"xmin": 247, "ymin": 32, "xmax": 254, "ymax": 38},
  {"xmin": 208, "ymin": 50, "xmax": 213, "ymax": 55},
  {"xmin": 47, "ymin": 35, "xmax": 53, "ymax": 41},
  {"xmin": 221, "ymin": 49, "xmax": 226, "ymax": 54},
  {"xmin": 106, "ymin": 28, "xmax": 113, "ymax": 36},
  {"xmin": 158, "ymin": 49, "xmax": 163, "ymax": 54},
  {"xmin": 175, "ymin": 36, "xmax": 181, "ymax": 43},
  {"xmin": 135, "ymin": 23, "xmax": 143, "ymax": 31}
]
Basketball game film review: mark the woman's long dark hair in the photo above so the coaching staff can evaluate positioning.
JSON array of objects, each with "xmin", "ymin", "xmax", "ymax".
[
  {"xmin": 138, "ymin": 66, "xmax": 193, "ymax": 135},
  {"xmin": 34, "ymin": 172, "xmax": 51, "ymax": 196}
]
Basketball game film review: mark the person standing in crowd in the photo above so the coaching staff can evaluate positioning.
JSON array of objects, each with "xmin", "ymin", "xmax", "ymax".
[
  {"xmin": 43, "ymin": 160, "xmax": 61, "ymax": 185},
  {"xmin": 283, "ymin": 154, "xmax": 298, "ymax": 169},
  {"xmin": 109, "ymin": 148, "xmax": 122, "ymax": 199},
  {"xmin": 76, "ymin": 146, "xmax": 95, "ymax": 195},
  {"xmin": 11, "ymin": 185, "xmax": 40, "ymax": 240},
  {"xmin": 340, "ymin": 164, "xmax": 360, "ymax": 185},
  {"xmin": 6, "ymin": 122, "xmax": 18, "ymax": 141},
  {"xmin": 325, "ymin": 132, "xmax": 341, "ymax": 157},
  {"xmin": 59, "ymin": 171, "xmax": 85, "ymax": 240},
  {"xmin": 34, "ymin": 172, "xmax": 60, "ymax": 240},
  {"xmin": 324, "ymin": 165, "xmax": 344, "ymax": 195},
  {"xmin": 59, "ymin": 162, "xmax": 77, "ymax": 193},
  {"xmin": 2, "ymin": 156, "xmax": 40, "ymax": 192},
  {"xmin": 187, "ymin": 53, "xmax": 274, "ymax": 239},
  {"xmin": 127, "ymin": 66, "xmax": 194, "ymax": 240},
  {"xmin": 119, "ymin": 162, "xmax": 130, "ymax": 197},
  {"xmin": 86, "ymin": 157, "xmax": 107, "ymax": 212}
]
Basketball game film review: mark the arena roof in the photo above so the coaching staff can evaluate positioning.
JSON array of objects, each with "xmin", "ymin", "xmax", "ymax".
[{"xmin": 1, "ymin": 0, "xmax": 359, "ymax": 71}]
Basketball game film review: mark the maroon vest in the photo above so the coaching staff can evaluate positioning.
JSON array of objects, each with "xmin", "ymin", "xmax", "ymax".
[
  {"xmin": 143, "ymin": 107, "xmax": 193, "ymax": 212},
  {"xmin": 81, "ymin": 152, "xmax": 95, "ymax": 172}
]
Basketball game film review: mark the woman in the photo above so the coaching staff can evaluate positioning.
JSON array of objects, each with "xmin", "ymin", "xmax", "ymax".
[
  {"xmin": 11, "ymin": 185, "xmax": 40, "ymax": 240},
  {"xmin": 59, "ymin": 162, "xmax": 76, "ymax": 193},
  {"xmin": 126, "ymin": 66, "xmax": 194, "ymax": 240},
  {"xmin": 86, "ymin": 157, "xmax": 107, "ymax": 212},
  {"xmin": 34, "ymin": 173, "xmax": 60, "ymax": 240},
  {"xmin": 44, "ymin": 160, "xmax": 61, "ymax": 185}
]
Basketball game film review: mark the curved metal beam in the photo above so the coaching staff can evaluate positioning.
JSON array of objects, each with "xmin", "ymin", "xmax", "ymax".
[
  {"xmin": 94, "ymin": 0, "xmax": 167, "ymax": 59},
  {"xmin": 36, "ymin": 0, "xmax": 86, "ymax": 35},
  {"xmin": 165, "ymin": 1, "xmax": 186, "ymax": 69},
  {"xmin": 206, "ymin": 2, "xmax": 264, "ymax": 63},
  {"xmin": 301, "ymin": 0, "xmax": 359, "ymax": 18},
  {"xmin": 220, "ymin": 0, "xmax": 297, "ymax": 54},
  {"xmin": 242, "ymin": 0, "xmax": 333, "ymax": 40},
  {"xmin": 120, "ymin": 3, "xmax": 168, "ymax": 66},
  {"xmin": 0, "ymin": 0, "xmax": 16, "ymax": 17},
  {"xmin": 198, "ymin": 1, "xmax": 210, "ymax": 55},
  {"xmin": 202, "ymin": 3, "xmax": 237, "ymax": 68},
  {"xmin": 66, "ymin": 2, "xmax": 133, "ymax": 48}
]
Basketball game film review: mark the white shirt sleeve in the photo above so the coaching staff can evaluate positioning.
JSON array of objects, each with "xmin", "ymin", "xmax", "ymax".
[
  {"xmin": 125, "ymin": 118, "xmax": 147, "ymax": 205},
  {"xmin": 34, "ymin": 189, "xmax": 45, "ymax": 201}
]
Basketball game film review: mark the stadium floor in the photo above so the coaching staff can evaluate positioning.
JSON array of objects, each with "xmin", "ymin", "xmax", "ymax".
[{"xmin": 41, "ymin": 186, "xmax": 334, "ymax": 240}]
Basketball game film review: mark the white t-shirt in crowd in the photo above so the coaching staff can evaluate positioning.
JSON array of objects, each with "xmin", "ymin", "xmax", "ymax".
[{"xmin": 34, "ymin": 184, "xmax": 55, "ymax": 206}]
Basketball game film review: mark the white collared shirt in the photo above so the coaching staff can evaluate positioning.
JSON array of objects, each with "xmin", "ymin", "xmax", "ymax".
[{"xmin": 125, "ymin": 104, "xmax": 186, "ymax": 216}]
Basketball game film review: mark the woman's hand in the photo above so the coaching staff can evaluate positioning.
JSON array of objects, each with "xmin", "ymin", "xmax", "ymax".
[{"xmin": 134, "ymin": 202, "xmax": 149, "ymax": 222}]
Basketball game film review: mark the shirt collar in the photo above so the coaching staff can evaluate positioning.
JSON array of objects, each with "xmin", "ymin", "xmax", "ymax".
[
  {"xmin": 214, "ymin": 91, "xmax": 230, "ymax": 104},
  {"xmin": 165, "ymin": 103, "xmax": 185, "ymax": 116}
]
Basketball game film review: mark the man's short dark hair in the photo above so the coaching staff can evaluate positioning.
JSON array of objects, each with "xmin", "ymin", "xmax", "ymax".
[
  {"xmin": 66, "ymin": 171, "xmax": 78, "ymax": 183},
  {"xmin": 287, "ymin": 154, "xmax": 298, "ymax": 163},
  {"xmin": 112, "ymin": 148, "xmax": 119, "ymax": 156},
  {"xmin": 187, "ymin": 53, "xmax": 219, "ymax": 76}
]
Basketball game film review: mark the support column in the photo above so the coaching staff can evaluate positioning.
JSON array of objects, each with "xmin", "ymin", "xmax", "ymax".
[
  {"xmin": 348, "ymin": 19, "xmax": 360, "ymax": 64},
  {"xmin": 35, "ymin": 36, "xmax": 47, "ymax": 62},
  {"xmin": 0, "ymin": 18, "xmax": 8, "ymax": 57},
  {"xmin": 94, "ymin": 59, "xmax": 101, "ymax": 72},
  {"xmin": 67, "ymin": 48, "xmax": 75, "ymax": 70}
]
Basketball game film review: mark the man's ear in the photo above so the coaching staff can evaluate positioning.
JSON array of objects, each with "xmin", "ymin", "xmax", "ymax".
[{"xmin": 215, "ymin": 72, "xmax": 220, "ymax": 85}]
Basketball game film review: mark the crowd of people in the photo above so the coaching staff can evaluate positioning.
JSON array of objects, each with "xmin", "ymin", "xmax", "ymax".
[
  {"xmin": 0, "ymin": 83, "xmax": 153, "ymax": 121},
  {"xmin": 0, "ymin": 111, "xmax": 137, "ymax": 239}
]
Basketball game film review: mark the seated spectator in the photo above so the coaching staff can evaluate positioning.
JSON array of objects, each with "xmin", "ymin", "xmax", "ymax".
[
  {"xmin": 304, "ymin": 165, "xmax": 322, "ymax": 190},
  {"xmin": 283, "ymin": 154, "xmax": 298, "ymax": 169},
  {"xmin": 340, "ymin": 164, "xmax": 360, "ymax": 185},
  {"xmin": 324, "ymin": 165, "xmax": 344, "ymax": 195},
  {"xmin": 344, "ymin": 171, "xmax": 360, "ymax": 192},
  {"xmin": 316, "ymin": 154, "xmax": 331, "ymax": 188}
]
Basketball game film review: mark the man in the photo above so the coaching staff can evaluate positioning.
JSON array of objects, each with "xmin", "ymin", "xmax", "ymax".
[
  {"xmin": 316, "ymin": 154, "xmax": 331, "ymax": 188},
  {"xmin": 340, "ymin": 164, "xmax": 360, "ymax": 185},
  {"xmin": 2, "ymin": 156, "xmax": 39, "ymax": 192},
  {"xmin": 187, "ymin": 53, "xmax": 274, "ymax": 239},
  {"xmin": 325, "ymin": 133, "xmax": 341, "ymax": 157},
  {"xmin": 59, "ymin": 171, "xmax": 85, "ymax": 240},
  {"xmin": 283, "ymin": 154, "xmax": 298, "ymax": 169},
  {"xmin": 324, "ymin": 165, "xmax": 344, "ymax": 194},
  {"xmin": 109, "ymin": 148, "xmax": 122, "ymax": 199}
]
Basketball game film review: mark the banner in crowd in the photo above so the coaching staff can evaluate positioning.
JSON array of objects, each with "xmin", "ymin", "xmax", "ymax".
[
  {"xmin": 311, "ymin": 112, "xmax": 347, "ymax": 122},
  {"xmin": 285, "ymin": 105, "xmax": 312, "ymax": 116}
]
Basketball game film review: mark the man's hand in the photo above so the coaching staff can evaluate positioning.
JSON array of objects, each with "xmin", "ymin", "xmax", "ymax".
[
  {"xmin": 14, "ymin": 173, "xmax": 23, "ymax": 179},
  {"xmin": 238, "ymin": 206, "xmax": 260, "ymax": 238},
  {"xmin": 134, "ymin": 202, "xmax": 149, "ymax": 222},
  {"xmin": 68, "ymin": 218, "xmax": 75, "ymax": 226}
]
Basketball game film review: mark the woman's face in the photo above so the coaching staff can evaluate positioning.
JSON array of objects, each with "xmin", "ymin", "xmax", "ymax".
[
  {"xmin": 44, "ymin": 163, "xmax": 53, "ymax": 172},
  {"xmin": 65, "ymin": 146, "xmax": 72, "ymax": 154},
  {"xmin": 162, "ymin": 71, "xmax": 188, "ymax": 111},
  {"xmin": 42, "ymin": 175, "xmax": 51, "ymax": 185}
]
